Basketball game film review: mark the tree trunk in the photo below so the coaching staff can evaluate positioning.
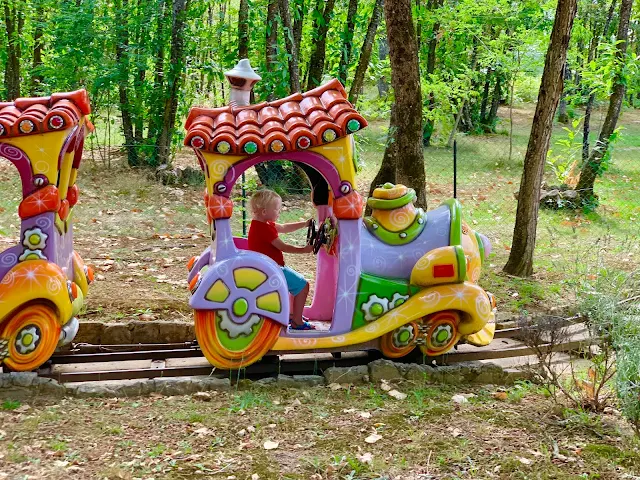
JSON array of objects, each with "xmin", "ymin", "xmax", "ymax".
[
  {"xmin": 279, "ymin": 0, "xmax": 301, "ymax": 92},
  {"xmin": 368, "ymin": 0, "xmax": 426, "ymax": 210},
  {"xmin": 265, "ymin": 0, "xmax": 279, "ymax": 101},
  {"xmin": 348, "ymin": 0, "xmax": 384, "ymax": 104},
  {"xmin": 574, "ymin": 0, "xmax": 633, "ymax": 203},
  {"xmin": 30, "ymin": 2, "xmax": 45, "ymax": 95},
  {"xmin": 115, "ymin": 0, "xmax": 139, "ymax": 167},
  {"xmin": 486, "ymin": 73, "xmax": 502, "ymax": 131},
  {"xmin": 557, "ymin": 63, "xmax": 570, "ymax": 123},
  {"xmin": 479, "ymin": 68, "xmax": 493, "ymax": 125},
  {"xmin": 503, "ymin": 0, "xmax": 577, "ymax": 277},
  {"xmin": 582, "ymin": 0, "xmax": 617, "ymax": 161},
  {"xmin": 238, "ymin": 0, "xmax": 249, "ymax": 58},
  {"xmin": 133, "ymin": 0, "xmax": 147, "ymax": 146},
  {"xmin": 148, "ymin": 0, "xmax": 167, "ymax": 142},
  {"xmin": 337, "ymin": 0, "xmax": 359, "ymax": 86},
  {"xmin": 306, "ymin": 0, "xmax": 337, "ymax": 90},
  {"xmin": 292, "ymin": 0, "xmax": 304, "ymax": 60},
  {"xmin": 377, "ymin": 36, "xmax": 389, "ymax": 96},
  {"xmin": 422, "ymin": 0, "xmax": 442, "ymax": 146},
  {"xmin": 154, "ymin": 0, "xmax": 190, "ymax": 166},
  {"xmin": 2, "ymin": 0, "xmax": 21, "ymax": 100}
]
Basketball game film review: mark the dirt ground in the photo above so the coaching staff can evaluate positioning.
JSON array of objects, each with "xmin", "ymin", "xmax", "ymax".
[{"xmin": 1, "ymin": 383, "xmax": 639, "ymax": 479}]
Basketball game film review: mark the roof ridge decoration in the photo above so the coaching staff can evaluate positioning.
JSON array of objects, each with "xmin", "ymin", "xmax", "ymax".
[
  {"xmin": 184, "ymin": 79, "xmax": 367, "ymax": 155},
  {"xmin": 0, "ymin": 89, "xmax": 92, "ymax": 138}
]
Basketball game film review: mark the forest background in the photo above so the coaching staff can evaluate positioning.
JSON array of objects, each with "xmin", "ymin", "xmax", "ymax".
[{"xmin": 0, "ymin": 0, "xmax": 639, "ymax": 320}]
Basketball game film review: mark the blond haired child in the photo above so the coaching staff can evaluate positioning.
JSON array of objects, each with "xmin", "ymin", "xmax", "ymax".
[{"xmin": 247, "ymin": 190, "xmax": 315, "ymax": 330}]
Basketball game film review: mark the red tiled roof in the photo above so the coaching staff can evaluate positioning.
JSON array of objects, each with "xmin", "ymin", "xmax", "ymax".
[
  {"xmin": 184, "ymin": 79, "xmax": 367, "ymax": 155},
  {"xmin": 0, "ymin": 89, "xmax": 92, "ymax": 138}
]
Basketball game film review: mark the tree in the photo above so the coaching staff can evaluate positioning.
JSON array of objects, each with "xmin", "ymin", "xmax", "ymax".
[
  {"xmin": 422, "ymin": 0, "xmax": 443, "ymax": 146},
  {"xmin": 581, "ymin": 0, "xmax": 617, "ymax": 163},
  {"xmin": 154, "ymin": 0, "xmax": 190, "ymax": 166},
  {"xmin": 574, "ymin": 0, "xmax": 634, "ymax": 205},
  {"xmin": 348, "ymin": 0, "xmax": 384, "ymax": 104},
  {"xmin": 279, "ymin": 0, "xmax": 300, "ymax": 92},
  {"xmin": 114, "ymin": 0, "xmax": 139, "ymax": 167},
  {"xmin": 337, "ymin": 0, "xmax": 359, "ymax": 86},
  {"xmin": 305, "ymin": 0, "xmax": 337, "ymax": 90},
  {"xmin": 368, "ymin": 0, "xmax": 426, "ymax": 209},
  {"xmin": 31, "ymin": 0, "xmax": 45, "ymax": 95},
  {"xmin": 265, "ymin": 0, "xmax": 279, "ymax": 101},
  {"xmin": 503, "ymin": 0, "xmax": 578, "ymax": 277},
  {"xmin": 2, "ymin": 0, "xmax": 23, "ymax": 100},
  {"xmin": 238, "ymin": 0, "xmax": 249, "ymax": 59}
]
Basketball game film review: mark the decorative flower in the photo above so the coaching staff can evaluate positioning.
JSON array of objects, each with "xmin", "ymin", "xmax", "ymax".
[
  {"xmin": 15, "ymin": 327, "xmax": 39, "ymax": 354},
  {"xmin": 19, "ymin": 249, "xmax": 47, "ymax": 262},
  {"xmin": 22, "ymin": 228, "xmax": 48, "ymax": 250}
]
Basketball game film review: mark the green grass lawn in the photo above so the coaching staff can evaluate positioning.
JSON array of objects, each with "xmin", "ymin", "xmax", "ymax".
[{"xmin": 1, "ymin": 383, "xmax": 639, "ymax": 479}]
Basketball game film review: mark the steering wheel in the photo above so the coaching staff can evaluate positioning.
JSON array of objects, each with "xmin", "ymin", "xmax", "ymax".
[
  {"xmin": 306, "ymin": 218, "xmax": 317, "ymax": 246},
  {"xmin": 313, "ymin": 222, "xmax": 328, "ymax": 254}
]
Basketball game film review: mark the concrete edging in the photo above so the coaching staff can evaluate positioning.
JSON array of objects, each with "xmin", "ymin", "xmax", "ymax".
[{"xmin": 0, "ymin": 359, "xmax": 530, "ymax": 400}]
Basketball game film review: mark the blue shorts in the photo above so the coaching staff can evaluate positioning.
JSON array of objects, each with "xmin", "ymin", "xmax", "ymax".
[{"xmin": 282, "ymin": 266, "xmax": 307, "ymax": 296}]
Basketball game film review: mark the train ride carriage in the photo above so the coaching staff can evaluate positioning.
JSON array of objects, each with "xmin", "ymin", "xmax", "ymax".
[
  {"xmin": 185, "ymin": 60, "xmax": 497, "ymax": 370},
  {"xmin": 0, "ymin": 90, "xmax": 94, "ymax": 372}
]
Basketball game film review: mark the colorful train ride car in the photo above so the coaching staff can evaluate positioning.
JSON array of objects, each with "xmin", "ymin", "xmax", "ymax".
[
  {"xmin": 185, "ymin": 61, "xmax": 497, "ymax": 370},
  {"xmin": 0, "ymin": 90, "xmax": 94, "ymax": 372}
]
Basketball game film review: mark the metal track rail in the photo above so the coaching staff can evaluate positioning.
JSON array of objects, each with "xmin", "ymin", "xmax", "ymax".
[{"xmin": 39, "ymin": 325, "xmax": 591, "ymax": 383}]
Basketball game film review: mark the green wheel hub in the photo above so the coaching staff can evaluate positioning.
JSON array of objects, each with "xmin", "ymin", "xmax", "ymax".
[{"xmin": 233, "ymin": 298, "xmax": 249, "ymax": 317}]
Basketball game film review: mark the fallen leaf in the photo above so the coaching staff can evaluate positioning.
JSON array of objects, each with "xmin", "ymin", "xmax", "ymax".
[
  {"xmin": 365, "ymin": 433, "xmax": 382, "ymax": 444},
  {"xmin": 13, "ymin": 405, "xmax": 30, "ymax": 413},
  {"xmin": 380, "ymin": 382, "xmax": 392, "ymax": 392},
  {"xmin": 357, "ymin": 452, "xmax": 373, "ymax": 465},
  {"xmin": 493, "ymin": 392, "xmax": 508, "ymax": 401},
  {"xmin": 251, "ymin": 474, "xmax": 260, "ymax": 480},
  {"xmin": 388, "ymin": 390, "xmax": 407, "ymax": 400},
  {"xmin": 359, "ymin": 411, "xmax": 371, "ymax": 419},
  {"xmin": 263, "ymin": 440, "xmax": 279, "ymax": 450},
  {"xmin": 451, "ymin": 394, "xmax": 469, "ymax": 404},
  {"xmin": 517, "ymin": 457, "xmax": 533, "ymax": 466},
  {"xmin": 329, "ymin": 383, "xmax": 343, "ymax": 390}
]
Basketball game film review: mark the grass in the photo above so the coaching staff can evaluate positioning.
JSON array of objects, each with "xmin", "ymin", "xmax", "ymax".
[
  {"xmin": 0, "ymin": 104, "xmax": 638, "ymax": 322},
  {"xmin": 1, "ymin": 384, "xmax": 639, "ymax": 478}
]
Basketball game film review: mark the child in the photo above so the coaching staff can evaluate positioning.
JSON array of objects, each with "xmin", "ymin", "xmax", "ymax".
[{"xmin": 248, "ymin": 189, "xmax": 316, "ymax": 330}]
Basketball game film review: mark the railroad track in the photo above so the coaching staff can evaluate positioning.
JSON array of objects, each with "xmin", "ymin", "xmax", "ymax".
[{"xmin": 36, "ymin": 317, "xmax": 591, "ymax": 384}]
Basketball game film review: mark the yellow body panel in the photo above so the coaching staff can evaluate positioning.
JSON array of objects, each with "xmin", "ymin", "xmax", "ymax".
[
  {"xmin": 0, "ymin": 260, "xmax": 72, "ymax": 326},
  {"xmin": 72, "ymin": 252, "xmax": 89, "ymax": 297},
  {"xmin": 233, "ymin": 267, "xmax": 267, "ymax": 291},
  {"xmin": 206, "ymin": 279, "xmax": 231, "ymax": 302},
  {"xmin": 58, "ymin": 151, "xmax": 74, "ymax": 200},
  {"xmin": 464, "ymin": 322, "xmax": 496, "ymax": 346},
  {"xmin": 272, "ymin": 282, "xmax": 494, "ymax": 351},
  {"xmin": 462, "ymin": 225, "xmax": 483, "ymax": 283},
  {"xmin": 1, "ymin": 130, "xmax": 73, "ymax": 185},
  {"xmin": 410, "ymin": 246, "xmax": 464, "ymax": 286}
]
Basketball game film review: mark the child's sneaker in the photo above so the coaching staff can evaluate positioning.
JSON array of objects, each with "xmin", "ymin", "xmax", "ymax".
[{"xmin": 289, "ymin": 321, "xmax": 316, "ymax": 331}]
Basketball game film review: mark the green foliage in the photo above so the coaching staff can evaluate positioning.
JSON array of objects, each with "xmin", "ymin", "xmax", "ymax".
[
  {"xmin": 546, "ymin": 118, "xmax": 583, "ymax": 185},
  {"xmin": 1, "ymin": 399, "xmax": 22, "ymax": 411},
  {"xmin": 579, "ymin": 268, "xmax": 640, "ymax": 433}
]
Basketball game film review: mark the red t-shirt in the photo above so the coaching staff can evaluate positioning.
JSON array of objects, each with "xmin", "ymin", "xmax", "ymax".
[{"xmin": 248, "ymin": 220, "xmax": 285, "ymax": 266}]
